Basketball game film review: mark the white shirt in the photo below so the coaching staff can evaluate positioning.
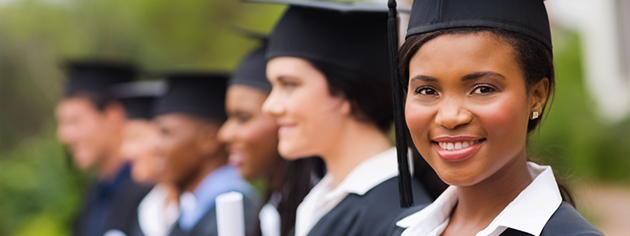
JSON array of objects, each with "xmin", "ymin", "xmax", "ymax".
[
  {"xmin": 138, "ymin": 184, "xmax": 180, "ymax": 236},
  {"xmin": 397, "ymin": 162, "xmax": 563, "ymax": 236},
  {"xmin": 294, "ymin": 147, "xmax": 400, "ymax": 236},
  {"xmin": 259, "ymin": 202, "xmax": 281, "ymax": 236}
]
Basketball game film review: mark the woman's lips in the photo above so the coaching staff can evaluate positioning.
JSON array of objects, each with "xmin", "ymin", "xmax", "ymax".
[
  {"xmin": 432, "ymin": 137, "xmax": 485, "ymax": 162},
  {"xmin": 228, "ymin": 153, "xmax": 244, "ymax": 167},
  {"xmin": 278, "ymin": 125, "xmax": 296, "ymax": 137}
]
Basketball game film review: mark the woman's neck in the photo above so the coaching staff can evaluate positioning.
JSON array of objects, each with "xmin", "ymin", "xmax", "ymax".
[
  {"xmin": 444, "ymin": 153, "xmax": 533, "ymax": 235},
  {"xmin": 180, "ymin": 152, "xmax": 228, "ymax": 194},
  {"xmin": 320, "ymin": 121, "xmax": 391, "ymax": 188}
]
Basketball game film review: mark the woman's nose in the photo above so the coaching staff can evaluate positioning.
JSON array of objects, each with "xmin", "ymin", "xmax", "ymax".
[{"xmin": 434, "ymin": 98, "xmax": 472, "ymax": 130}]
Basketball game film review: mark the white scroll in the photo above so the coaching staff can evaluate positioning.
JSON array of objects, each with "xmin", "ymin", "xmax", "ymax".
[{"xmin": 216, "ymin": 191, "xmax": 245, "ymax": 236}]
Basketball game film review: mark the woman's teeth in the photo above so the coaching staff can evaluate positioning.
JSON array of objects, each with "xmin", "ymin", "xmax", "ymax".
[{"xmin": 438, "ymin": 140, "xmax": 481, "ymax": 151}]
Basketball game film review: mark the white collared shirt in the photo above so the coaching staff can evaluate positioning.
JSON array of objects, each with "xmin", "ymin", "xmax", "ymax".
[
  {"xmin": 397, "ymin": 162, "xmax": 563, "ymax": 236},
  {"xmin": 294, "ymin": 147, "xmax": 400, "ymax": 236},
  {"xmin": 138, "ymin": 184, "xmax": 179, "ymax": 236}
]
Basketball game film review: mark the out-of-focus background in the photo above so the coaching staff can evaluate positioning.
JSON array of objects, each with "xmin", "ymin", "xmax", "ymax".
[{"xmin": 0, "ymin": 0, "xmax": 628, "ymax": 235}]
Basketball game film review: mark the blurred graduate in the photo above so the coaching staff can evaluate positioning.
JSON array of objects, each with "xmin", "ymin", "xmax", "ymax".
[
  {"xmin": 150, "ymin": 72, "xmax": 259, "ymax": 236},
  {"xmin": 111, "ymin": 80, "xmax": 180, "ymax": 236},
  {"xmin": 55, "ymin": 60, "xmax": 152, "ymax": 236},
  {"xmin": 218, "ymin": 38, "xmax": 325, "ymax": 236},
  {"xmin": 247, "ymin": 1, "xmax": 436, "ymax": 235},
  {"xmin": 387, "ymin": 0, "xmax": 605, "ymax": 235}
]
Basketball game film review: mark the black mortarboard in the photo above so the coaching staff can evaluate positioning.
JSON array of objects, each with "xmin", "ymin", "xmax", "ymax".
[
  {"xmin": 63, "ymin": 60, "xmax": 137, "ymax": 97},
  {"xmin": 109, "ymin": 81, "xmax": 167, "ymax": 120},
  {"xmin": 229, "ymin": 41, "xmax": 271, "ymax": 93},
  {"xmin": 406, "ymin": 0, "xmax": 552, "ymax": 50},
  {"xmin": 259, "ymin": 0, "xmax": 391, "ymax": 81},
  {"xmin": 152, "ymin": 73, "xmax": 229, "ymax": 121}
]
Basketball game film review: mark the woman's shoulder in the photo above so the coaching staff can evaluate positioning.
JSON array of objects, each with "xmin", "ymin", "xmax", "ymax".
[{"xmin": 539, "ymin": 202, "xmax": 603, "ymax": 236}]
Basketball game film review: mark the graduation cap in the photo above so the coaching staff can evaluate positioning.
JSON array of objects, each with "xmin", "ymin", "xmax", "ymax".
[
  {"xmin": 405, "ymin": 0, "xmax": 552, "ymax": 50},
  {"xmin": 63, "ymin": 60, "xmax": 138, "ymax": 97},
  {"xmin": 152, "ymin": 72, "xmax": 229, "ymax": 121},
  {"xmin": 254, "ymin": 0, "xmax": 393, "ymax": 82},
  {"xmin": 109, "ymin": 80, "xmax": 167, "ymax": 120},
  {"xmin": 229, "ymin": 28, "xmax": 271, "ymax": 93},
  {"xmin": 386, "ymin": 0, "xmax": 553, "ymax": 208}
]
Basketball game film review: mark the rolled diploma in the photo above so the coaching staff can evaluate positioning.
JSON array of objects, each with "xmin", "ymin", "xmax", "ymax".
[{"xmin": 216, "ymin": 191, "xmax": 245, "ymax": 236}]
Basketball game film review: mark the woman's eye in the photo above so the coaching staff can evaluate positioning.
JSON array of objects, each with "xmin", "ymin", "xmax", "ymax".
[
  {"xmin": 416, "ymin": 87, "xmax": 438, "ymax": 95},
  {"xmin": 237, "ymin": 115, "xmax": 251, "ymax": 124},
  {"xmin": 282, "ymin": 82, "xmax": 297, "ymax": 89},
  {"xmin": 472, "ymin": 85, "xmax": 496, "ymax": 94},
  {"xmin": 159, "ymin": 127, "xmax": 170, "ymax": 135}
]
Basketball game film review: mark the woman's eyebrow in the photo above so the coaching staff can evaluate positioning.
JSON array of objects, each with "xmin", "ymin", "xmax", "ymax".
[
  {"xmin": 462, "ymin": 71, "xmax": 506, "ymax": 81},
  {"xmin": 410, "ymin": 75, "xmax": 438, "ymax": 83}
]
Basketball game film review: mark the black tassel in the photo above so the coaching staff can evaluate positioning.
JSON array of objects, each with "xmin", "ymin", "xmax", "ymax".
[{"xmin": 387, "ymin": 0, "xmax": 413, "ymax": 208}]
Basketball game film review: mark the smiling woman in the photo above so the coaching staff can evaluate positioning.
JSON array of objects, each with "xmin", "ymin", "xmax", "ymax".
[
  {"xmin": 258, "ymin": 1, "xmax": 436, "ymax": 236},
  {"xmin": 388, "ymin": 0, "xmax": 604, "ymax": 235}
]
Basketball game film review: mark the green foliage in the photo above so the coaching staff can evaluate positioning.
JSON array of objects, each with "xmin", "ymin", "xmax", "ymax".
[
  {"xmin": 529, "ymin": 30, "xmax": 630, "ymax": 183},
  {"xmin": 0, "ymin": 128, "xmax": 89, "ymax": 236}
]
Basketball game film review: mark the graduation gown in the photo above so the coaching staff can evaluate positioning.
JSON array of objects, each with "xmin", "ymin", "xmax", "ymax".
[
  {"xmin": 300, "ymin": 177, "xmax": 431, "ymax": 236},
  {"xmin": 388, "ymin": 202, "xmax": 604, "ymax": 236},
  {"xmin": 168, "ymin": 195, "xmax": 259, "ymax": 236},
  {"xmin": 73, "ymin": 165, "xmax": 152, "ymax": 236}
]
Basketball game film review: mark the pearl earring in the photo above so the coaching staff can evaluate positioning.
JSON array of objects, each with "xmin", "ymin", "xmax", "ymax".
[{"xmin": 531, "ymin": 111, "xmax": 539, "ymax": 120}]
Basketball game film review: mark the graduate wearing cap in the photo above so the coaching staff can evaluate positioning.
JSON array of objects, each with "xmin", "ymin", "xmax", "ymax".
[
  {"xmin": 218, "ymin": 40, "xmax": 325, "ymax": 236},
  {"xmin": 387, "ymin": 0, "xmax": 604, "ymax": 235},
  {"xmin": 150, "ymin": 73, "xmax": 259, "ymax": 236},
  {"xmin": 109, "ymin": 80, "xmax": 180, "ymax": 236},
  {"xmin": 254, "ymin": 1, "xmax": 434, "ymax": 235},
  {"xmin": 55, "ymin": 60, "xmax": 152, "ymax": 236}
]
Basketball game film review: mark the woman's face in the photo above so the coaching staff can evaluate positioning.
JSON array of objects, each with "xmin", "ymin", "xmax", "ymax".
[
  {"xmin": 263, "ymin": 57, "xmax": 349, "ymax": 159},
  {"xmin": 218, "ymin": 85, "xmax": 282, "ymax": 180},
  {"xmin": 405, "ymin": 33, "xmax": 542, "ymax": 187},
  {"xmin": 153, "ymin": 114, "xmax": 210, "ymax": 185},
  {"xmin": 121, "ymin": 119, "xmax": 161, "ymax": 184}
]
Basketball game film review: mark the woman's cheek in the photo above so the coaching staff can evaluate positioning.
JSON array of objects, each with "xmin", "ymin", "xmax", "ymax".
[
  {"xmin": 472, "ymin": 97, "xmax": 527, "ymax": 141},
  {"xmin": 405, "ymin": 102, "xmax": 432, "ymax": 140}
]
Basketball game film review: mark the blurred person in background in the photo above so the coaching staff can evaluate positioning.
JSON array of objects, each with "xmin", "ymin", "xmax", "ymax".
[
  {"xmin": 259, "ymin": 1, "xmax": 435, "ymax": 235},
  {"xmin": 112, "ymin": 80, "xmax": 180, "ymax": 236},
  {"xmin": 151, "ymin": 73, "xmax": 259, "ymax": 236},
  {"xmin": 218, "ymin": 40, "xmax": 325, "ymax": 236},
  {"xmin": 55, "ymin": 60, "xmax": 152, "ymax": 236}
]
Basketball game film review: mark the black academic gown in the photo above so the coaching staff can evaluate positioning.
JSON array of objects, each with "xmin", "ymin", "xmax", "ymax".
[
  {"xmin": 168, "ymin": 195, "xmax": 259, "ymax": 236},
  {"xmin": 73, "ymin": 165, "xmax": 152, "ymax": 236},
  {"xmin": 297, "ymin": 177, "xmax": 431, "ymax": 236},
  {"xmin": 387, "ymin": 202, "xmax": 604, "ymax": 236}
]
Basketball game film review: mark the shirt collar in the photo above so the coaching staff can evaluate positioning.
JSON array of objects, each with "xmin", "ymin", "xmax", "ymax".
[
  {"xmin": 178, "ymin": 165, "xmax": 257, "ymax": 231},
  {"xmin": 325, "ymin": 147, "xmax": 399, "ymax": 199},
  {"xmin": 398, "ymin": 162, "xmax": 563, "ymax": 236}
]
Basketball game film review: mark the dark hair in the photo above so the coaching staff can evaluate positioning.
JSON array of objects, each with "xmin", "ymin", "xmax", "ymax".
[
  {"xmin": 398, "ymin": 27, "xmax": 574, "ymax": 206},
  {"xmin": 251, "ymin": 157, "xmax": 326, "ymax": 236},
  {"xmin": 309, "ymin": 61, "xmax": 394, "ymax": 133},
  {"xmin": 64, "ymin": 91, "xmax": 120, "ymax": 112}
]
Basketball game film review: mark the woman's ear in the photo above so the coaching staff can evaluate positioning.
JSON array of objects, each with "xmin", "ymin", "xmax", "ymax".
[
  {"xmin": 340, "ymin": 99, "xmax": 353, "ymax": 116},
  {"xmin": 529, "ymin": 78, "xmax": 550, "ymax": 116},
  {"xmin": 196, "ymin": 123, "xmax": 221, "ymax": 156},
  {"xmin": 104, "ymin": 101, "xmax": 127, "ymax": 127}
]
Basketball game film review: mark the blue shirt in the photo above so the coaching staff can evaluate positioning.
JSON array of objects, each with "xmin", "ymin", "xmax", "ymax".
[{"xmin": 178, "ymin": 165, "xmax": 258, "ymax": 231}]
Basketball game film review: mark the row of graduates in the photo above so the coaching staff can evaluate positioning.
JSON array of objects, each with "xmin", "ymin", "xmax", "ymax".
[{"xmin": 55, "ymin": 0, "xmax": 606, "ymax": 236}]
